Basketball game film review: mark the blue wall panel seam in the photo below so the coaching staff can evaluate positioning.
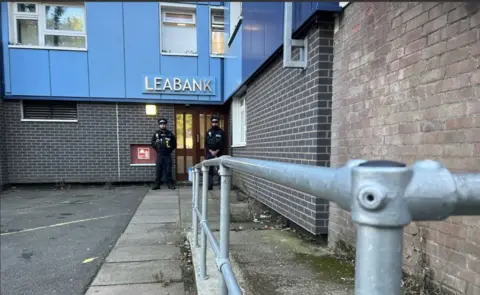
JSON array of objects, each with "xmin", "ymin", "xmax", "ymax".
[
  {"xmin": 121, "ymin": 3, "xmax": 127, "ymax": 101},
  {"xmin": 48, "ymin": 51, "xmax": 52, "ymax": 96},
  {"xmin": 87, "ymin": 50, "xmax": 91, "ymax": 97}
]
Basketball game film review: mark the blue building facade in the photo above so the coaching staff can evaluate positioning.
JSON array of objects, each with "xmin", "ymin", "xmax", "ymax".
[{"xmin": 0, "ymin": 1, "xmax": 344, "ymax": 234}]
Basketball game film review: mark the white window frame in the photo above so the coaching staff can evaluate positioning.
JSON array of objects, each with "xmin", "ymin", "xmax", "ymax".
[
  {"xmin": 227, "ymin": 2, "xmax": 242, "ymax": 47},
  {"xmin": 8, "ymin": 2, "xmax": 87, "ymax": 51},
  {"xmin": 210, "ymin": 6, "xmax": 225, "ymax": 58},
  {"xmin": 231, "ymin": 96, "xmax": 246, "ymax": 147},
  {"xmin": 159, "ymin": 2, "xmax": 198, "ymax": 57}
]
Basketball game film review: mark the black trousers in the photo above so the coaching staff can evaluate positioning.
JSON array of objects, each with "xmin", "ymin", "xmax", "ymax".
[
  {"xmin": 155, "ymin": 155, "xmax": 173, "ymax": 186},
  {"xmin": 207, "ymin": 152, "xmax": 221, "ymax": 188}
]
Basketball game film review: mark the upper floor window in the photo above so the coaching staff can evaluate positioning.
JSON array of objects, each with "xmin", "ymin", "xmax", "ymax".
[
  {"xmin": 211, "ymin": 8, "xmax": 224, "ymax": 56},
  {"xmin": 161, "ymin": 5, "xmax": 197, "ymax": 55},
  {"xmin": 9, "ymin": 2, "xmax": 87, "ymax": 49}
]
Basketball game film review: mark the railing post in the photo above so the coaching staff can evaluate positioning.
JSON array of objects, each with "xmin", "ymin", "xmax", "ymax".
[
  {"xmin": 193, "ymin": 167, "xmax": 201, "ymax": 247},
  {"xmin": 200, "ymin": 164, "xmax": 210, "ymax": 280},
  {"xmin": 218, "ymin": 161, "xmax": 232, "ymax": 295},
  {"xmin": 350, "ymin": 160, "xmax": 412, "ymax": 295}
]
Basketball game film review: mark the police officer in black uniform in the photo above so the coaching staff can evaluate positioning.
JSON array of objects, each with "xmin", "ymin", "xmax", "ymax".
[
  {"xmin": 205, "ymin": 116, "xmax": 225, "ymax": 190},
  {"xmin": 151, "ymin": 118, "xmax": 177, "ymax": 190}
]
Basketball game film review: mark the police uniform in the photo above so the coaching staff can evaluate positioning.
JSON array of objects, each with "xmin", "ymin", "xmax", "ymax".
[
  {"xmin": 205, "ymin": 116, "xmax": 225, "ymax": 190},
  {"xmin": 151, "ymin": 118, "xmax": 177, "ymax": 190}
]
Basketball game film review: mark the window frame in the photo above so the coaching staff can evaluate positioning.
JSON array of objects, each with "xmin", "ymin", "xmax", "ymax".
[
  {"xmin": 20, "ymin": 100, "xmax": 79, "ymax": 122},
  {"xmin": 231, "ymin": 96, "xmax": 246, "ymax": 147},
  {"xmin": 159, "ymin": 2, "xmax": 198, "ymax": 57},
  {"xmin": 8, "ymin": 2, "xmax": 88, "ymax": 51},
  {"xmin": 210, "ymin": 6, "xmax": 225, "ymax": 58}
]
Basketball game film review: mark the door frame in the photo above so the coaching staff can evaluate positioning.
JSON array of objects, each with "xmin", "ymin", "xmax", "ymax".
[{"xmin": 174, "ymin": 105, "xmax": 229, "ymax": 181}]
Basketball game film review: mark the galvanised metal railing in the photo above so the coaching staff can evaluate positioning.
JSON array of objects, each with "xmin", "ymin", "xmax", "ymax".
[{"xmin": 192, "ymin": 155, "xmax": 480, "ymax": 295}]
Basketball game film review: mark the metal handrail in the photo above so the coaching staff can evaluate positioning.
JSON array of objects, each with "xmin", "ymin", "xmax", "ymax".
[{"xmin": 191, "ymin": 155, "xmax": 480, "ymax": 295}]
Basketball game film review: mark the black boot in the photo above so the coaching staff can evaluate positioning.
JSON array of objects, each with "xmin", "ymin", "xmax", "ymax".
[
  {"xmin": 152, "ymin": 185, "xmax": 161, "ymax": 190},
  {"xmin": 168, "ymin": 183, "xmax": 176, "ymax": 190}
]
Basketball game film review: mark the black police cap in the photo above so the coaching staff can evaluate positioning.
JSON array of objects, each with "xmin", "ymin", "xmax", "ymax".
[
  {"xmin": 211, "ymin": 116, "xmax": 219, "ymax": 123},
  {"xmin": 158, "ymin": 118, "xmax": 168, "ymax": 124}
]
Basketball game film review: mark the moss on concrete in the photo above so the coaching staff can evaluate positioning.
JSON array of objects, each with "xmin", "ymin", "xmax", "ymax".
[{"xmin": 295, "ymin": 253, "xmax": 355, "ymax": 285}]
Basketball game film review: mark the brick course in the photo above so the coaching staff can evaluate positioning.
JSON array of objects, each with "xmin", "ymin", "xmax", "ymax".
[
  {"xmin": 0, "ymin": 99, "xmax": 8, "ymax": 189},
  {"xmin": 231, "ymin": 18, "xmax": 334, "ymax": 234},
  {"xmin": 2, "ymin": 100, "xmax": 174, "ymax": 184},
  {"xmin": 331, "ymin": 2, "xmax": 480, "ymax": 293}
]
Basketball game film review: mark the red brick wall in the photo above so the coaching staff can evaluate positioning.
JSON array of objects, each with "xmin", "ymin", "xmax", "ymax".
[{"xmin": 330, "ymin": 2, "xmax": 480, "ymax": 294}]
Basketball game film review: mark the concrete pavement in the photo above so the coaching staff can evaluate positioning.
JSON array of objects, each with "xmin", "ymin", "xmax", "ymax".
[{"xmin": 85, "ymin": 189, "xmax": 192, "ymax": 295}]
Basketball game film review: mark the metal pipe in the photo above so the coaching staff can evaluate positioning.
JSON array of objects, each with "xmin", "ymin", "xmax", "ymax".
[
  {"xmin": 283, "ymin": 2, "xmax": 293, "ymax": 67},
  {"xmin": 200, "ymin": 220, "xmax": 220, "ymax": 257},
  {"xmin": 452, "ymin": 173, "xmax": 480, "ymax": 215},
  {"xmin": 193, "ymin": 168, "xmax": 201, "ymax": 247},
  {"xmin": 200, "ymin": 165, "xmax": 209, "ymax": 279},
  {"xmin": 355, "ymin": 225, "xmax": 404, "ymax": 295},
  {"xmin": 221, "ymin": 263, "xmax": 243, "ymax": 295},
  {"xmin": 219, "ymin": 164, "xmax": 233, "ymax": 295}
]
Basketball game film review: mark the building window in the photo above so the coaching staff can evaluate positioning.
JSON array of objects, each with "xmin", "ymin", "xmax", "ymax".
[
  {"xmin": 161, "ymin": 6, "xmax": 197, "ymax": 55},
  {"xmin": 232, "ymin": 97, "xmax": 246, "ymax": 146},
  {"xmin": 9, "ymin": 2, "xmax": 87, "ymax": 49},
  {"xmin": 211, "ymin": 8, "xmax": 224, "ymax": 56},
  {"xmin": 22, "ymin": 100, "xmax": 78, "ymax": 121},
  {"xmin": 228, "ymin": 2, "xmax": 242, "ymax": 44}
]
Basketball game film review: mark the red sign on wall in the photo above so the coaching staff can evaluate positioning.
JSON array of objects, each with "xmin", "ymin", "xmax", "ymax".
[
  {"xmin": 137, "ymin": 147, "xmax": 150, "ymax": 160},
  {"xmin": 131, "ymin": 144, "xmax": 157, "ymax": 165}
]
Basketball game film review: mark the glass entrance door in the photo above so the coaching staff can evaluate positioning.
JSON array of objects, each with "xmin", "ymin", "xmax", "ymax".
[
  {"xmin": 174, "ymin": 108, "xmax": 228, "ymax": 182},
  {"xmin": 175, "ymin": 111, "xmax": 195, "ymax": 181}
]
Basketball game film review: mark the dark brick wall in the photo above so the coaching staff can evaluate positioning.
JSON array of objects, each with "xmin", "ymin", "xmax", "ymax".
[
  {"xmin": 330, "ymin": 2, "xmax": 480, "ymax": 294},
  {"xmin": 2, "ymin": 100, "xmax": 174, "ymax": 184},
  {"xmin": 0, "ymin": 99, "xmax": 8, "ymax": 189},
  {"xmin": 231, "ymin": 18, "xmax": 334, "ymax": 235}
]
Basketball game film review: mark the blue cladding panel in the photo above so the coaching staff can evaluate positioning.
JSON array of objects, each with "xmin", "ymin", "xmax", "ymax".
[
  {"xmin": 209, "ymin": 58, "xmax": 222, "ymax": 101},
  {"xmin": 240, "ymin": 2, "xmax": 341, "ymax": 84},
  {"xmin": 224, "ymin": 22, "xmax": 242, "ymax": 100},
  {"xmin": 86, "ymin": 2, "xmax": 125, "ymax": 98},
  {"xmin": 160, "ymin": 56, "xmax": 199, "ymax": 101},
  {"xmin": 10, "ymin": 49, "xmax": 50, "ymax": 96},
  {"xmin": 124, "ymin": 2, "xmax": 161, "ymax": 99},
  {"xmin": 49, "ymin": 51, "xmax": 89, "ymax": 97},
  {"xmin": 209, "ymin": 2, "xmax": 222, "ymax": 6},
  {"xmin": 242, "ymin": 2, "xmax": 283, "ymax": 82},
  {"xmin": 197, "ymin": 5, "xmax": 210, "ymax": 78},
  {"xmin": 1, "ymin": 2, "xmax": 11, "ymax": 93}
]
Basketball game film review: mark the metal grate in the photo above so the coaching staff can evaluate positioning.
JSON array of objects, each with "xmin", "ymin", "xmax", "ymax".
[{"xmin": 22, "ymin": 100, "xmax": 77, "ymax": 120}]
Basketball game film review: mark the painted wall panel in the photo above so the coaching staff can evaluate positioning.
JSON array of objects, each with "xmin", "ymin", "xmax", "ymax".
[
  {"xmin": 49, "ymin": 51, "xmax": 89, "ymax": 97},
  {"xmin": 197, "ymin": 5, "xmax": 210, "ymax": 78},
  {"xmin": 10, "ymin": 49, "xmax": 50, "ymax": 96},
  {"xmin": 160, "ymin": 56, "xmax": 199, "ymax": 101},
  {"xmin": 224, "ymin": 22, "xmax": 242, "ymax": 100},
  {"xmin": 123, "ymin": 2, "xmax": 161, "ymax": 99},
  {"xmin": 238, "ymin": 2, "xmax": 342, "ymax": 88},
  {"xmin": 209, "ymin": 57, "xmax": 222, "ymax": 101},
  {"xmin": 86, "ymin": 2, "xmax": 125, "ymax": 98},
  {"xmin": 1, "ymin": 2, "xmax": 11, "ymax": 94}
]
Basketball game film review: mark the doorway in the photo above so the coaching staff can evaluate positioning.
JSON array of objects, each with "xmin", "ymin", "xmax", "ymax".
[{"xmin": 175, "ymin": 107, "xmax": 228, "ymax": 181}]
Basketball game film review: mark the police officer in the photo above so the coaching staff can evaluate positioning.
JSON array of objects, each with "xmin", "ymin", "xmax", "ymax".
[
  {"xmin": 151, "ymin": 118, "xmax": 177, "ymax": 190},
  {"xmin": 205, "ymin": 116, "xmax": 225, "ymax": 190}
]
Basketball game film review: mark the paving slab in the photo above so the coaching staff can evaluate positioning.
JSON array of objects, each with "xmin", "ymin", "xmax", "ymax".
[
  {"xmin": 141, "ymin": 198, "xmax": 179, "ymax": 205},
  {"xmin": 124, "ymin": 223, "xmax": 179, "ymax": 234},
  {"xmin": 85, "ymin": 283, "xmax": 184, "ymax": 295},
  {"xmin": 115, "ymin": 230, "xmax": 182, "ymax": 247},
  {"xmin": 106, "ymin": 245, "xmax": 180, "ymax": 262},
  {"xmin": 129, "ymin": 214, "xmax": 179, "ymax": 224},
  {"xmin": 135, "ymin": 209, "xmax": 180, "ymax": 216},
  {"xmin": 91, "ymin": 261, "xmax": 182, "ymax": 286}
]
